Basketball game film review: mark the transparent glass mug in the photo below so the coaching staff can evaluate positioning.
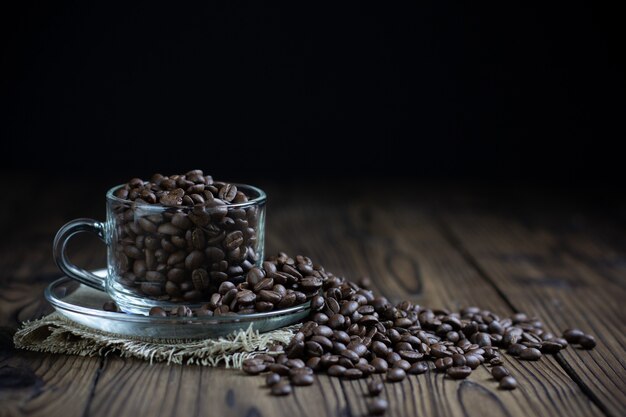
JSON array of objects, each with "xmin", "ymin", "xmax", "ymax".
[{"xmin": 53, "ymin": 184, "xmax": 266, "ymax": 314}]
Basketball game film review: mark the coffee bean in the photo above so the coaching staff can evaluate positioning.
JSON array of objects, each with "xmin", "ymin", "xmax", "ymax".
[
  {"xmin": 370, "ymin": 357, "xmax": 389, "ymax": 373},
  {"xmin": 499, "ymin": 376, "xmax": 518, "ymax": 390},
  {"xmin": 464, "ymin": 355, "xmax": 480, "ymax": 370},
  {"xmin": 447, "ymin": 366, "xmax": 472, "ymax": 380},
  {"xmin": 367, "ymin": 398, "xmax": 388, "ymax": 416},
  {"xmin": 327, "ymin": 365, "xmax": 347, "ymax": 377},
  {"xmin": 451, "ymin": 353, "xmax": 466, "ymax": 367},
  {"xmin": 407, "ymin": 362, "xmax": 429, "ymax": 375},
  {"xmin": 254, "ymin": 277, "xmax": 274, "ymax": 293},
  {"xmin": 224, "ymin": 231, "xmax": 244, "ymax": 251},
  {"xmin": 507, "ymin": 343, "xmax": 527, "ymax": 356},
  {"xmin": 340, "ymin": 300, "xmax": 359, "ymax": 316},
  {"xmin": 541, "ymin": 341, "xmax": 564, "ymax": 354},
  {"xmin": 343, "ymin": 368, "xmax": 364, "ymax": 379},
  {"xmin": 148, "ymin": 307, "xmax": 167, "ymax": 317},
  {"xmin": 305, "ymin": 341, "xmax": 324, "ymax": 357},
  {"xmin": 291, "ymin": 373, "xmax": 314, "ymax": 386},
  {"xmin": 563, "ymin": 328, "xmax": 585, "ymax": 344},
  {"xmin": 328, "ymin": 314, "xmax": 346, "ymax": 329},
  {"xmin": 368, "ymin": 379, "xmax": 383, "ymax": 396},
  {"xmin": 386, "ymin": 368, "xmax": 406, "ymax": 382},
  {"xmin": 491, "ymin": 366, "xmax": 510, "ymax": 381},
  {"xmin": 394, "ymin": 360, "xmax": 411, "ymax": 371},
  {"xmin": 270, "ymin": 381, "xmax": 292, "ymax": 396},
  {"xmin": 519, "ymin": 348, "xmax": 542, "ymax": 361},
  {"xmin": 578, "ymin": 335, "xmax": 596, "ymax": 349},
  {"xmin": 237, "ymin": 289, "xmax": 257, "ymax": 305},
  {"xmin": 434, "ymin": 357, "xmax": 453, "ymax": 372},
  {"xmin": 242, "ymin": 358, "xmax": 266, "ymax": 375}
]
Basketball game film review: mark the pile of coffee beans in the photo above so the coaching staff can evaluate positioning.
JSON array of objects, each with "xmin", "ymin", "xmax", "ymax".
[
  {"xmin": 240, "ymin": 253, "xmax": 597, "ymax": 415},
  {"xmin": 109, "ymin": 170, "xmax": 264, "ymax": 302}
]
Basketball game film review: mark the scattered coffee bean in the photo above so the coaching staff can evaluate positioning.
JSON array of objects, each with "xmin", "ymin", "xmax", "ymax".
[
  {"xmin": 563, "ymin": 328, "xmax": 585, "ymax": 344},
  {"xmin": 578, "ymin": 335, "xmax": 596, "ymax": 349},
  {"xmin": 519, "ymin": 348, "xmax": 542, "ymax": 361},
  {"xmin": 367, "ymin": 398, "xmax": 388, "ymax": 416},
  {"xmin": 271, "ymin": 381, "xmax": 292, "ymax": 396},
  {"xmin": 491, "ymin": 366, "xmax": 510, "ymax": 381},
  {"xmin": 212, "ymin": 253, "xmax": 597, "ymax": 409},
  {"xmin": 266, "ymin": 373, "xmax": 281, "ymax": 387},
  {"xmin": 407, "ymin": 362, "xmax": 429, "ymax": 375},
  {"xmin": 291, "ymin": 373, "xmax": 314, "ymax": 386},
  {"xmin": 386, "ymin": 368, "xmax": 406, "ymax": 382},
  {"xmin": 499, "ymin": 376, "xmax": 518, "ymax": 390},
  {"xmin": 368, "ymin": 379, "xmax": 384, "ymax": 396},
  {"xmin": 447, "ymin": 366, "xmax": 472, "ymax": 380},
  {"xmin": 242, "ymin": 358, "xmax": 266, "ymax": 375}
]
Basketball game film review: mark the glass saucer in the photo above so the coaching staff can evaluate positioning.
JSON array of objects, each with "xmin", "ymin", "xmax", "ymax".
[{"xmin": 45, "ymin": 269, "xmax": 310, "ymax": 339}]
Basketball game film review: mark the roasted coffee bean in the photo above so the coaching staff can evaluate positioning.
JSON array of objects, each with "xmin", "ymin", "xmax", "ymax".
[
  {"xmin": 394, "ymin": 360, "xmax": 411, "ymax": 371},
  {"xmin": 254, "ymin": 277, "xmax": 274, "ymax": 293},
  {"xmin": 175, "ymin": 305, "xmax": 193, "ymax": 317},
  {"xmin": 447, "ymin": 366, "xmax": 472, "ymax": 380},
  {"xmin": 148, "ymin": 306, "xmax": 167, "ymax": 317},
  {"xmin": 491, "ymin": 366, "xmax": 510, "ymax": 381},
  {"xmin": 541, "ymin": 341, "xmax": 564, "ymax": 354},
  {"xmin": 407, "ymin": 362, "xmax": 429, "ymax": 375},
  {"xmin": 242, "ymin": 358, "xmax": 266, "ymax": 375},
  {"xmin": 563, "ymin": 328, "xmax": 585, "ymax": 344},
  {"xmin": 367, "ymin": 399, "xmax": 388, "ymax": 416},
  {"xmin": 386, "ymin": 367, "xmax": 406, "ymax": 382},
  {"xmin": 311, "ymin": 295, "xmax": 325, "ymax": 311},
  {"xmin": 434, "ymin": 357, "xmax": 453, "ymax": 372},
  {"xmin": 368, "ymin": 379, "xmax": 384, "ymax": 396},
  {"xmin": 270, "ymin": 381, "xmax": 292, "ymax": 396},
  {"xmin": 451, "ymin": 353, "xmax": 466, "ymax": 367},
  {"xmin": 370, "ymin": 357, "xmax": 389, "ymax": 373},
  {"xmin": 259, "ymin": 290, "xmax": 282, "ymax": 304},
  {"xmin": 507, "ymin": 343, "xmax": 527, "ymax": 356},
  {"xmin": 499, "ymin": 376, "xmax": 518, "ymax": 390},
  {"xmin": 291, "ymin": 373, "xmax": 314, "ymax": 386},
  {"xmin": 578, "ymin": 335, "xmax": 596, "ymax": 349},
  {"xmin": 237, "ymin": 289, "xmax": 257, "ymax": 305},
  {"xmin": 224, "ymin": 231, "xmax": 244, "ymax": 251},
  {"xmin": 328, "ymin": 314, "xmax": 346, "ymax": 329},
  {"xmin": 340, "ymin": 300, "xmax": 359, "ymax": 316},
  {"xmin": 519, "ymin": 348, "xmax": 542, "ymax": 361},
  {"xmin": 343, "ymin": 368, "xmax": 364, "ymax": 379},
  {"xmin": 327, "ymin": 365, "xmax": 347, "ymax": 377}
]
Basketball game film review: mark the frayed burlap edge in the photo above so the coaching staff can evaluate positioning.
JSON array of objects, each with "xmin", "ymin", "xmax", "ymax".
[{"xmin": 14, "ymin": 312, "xmax": 300, "ymax": 368}]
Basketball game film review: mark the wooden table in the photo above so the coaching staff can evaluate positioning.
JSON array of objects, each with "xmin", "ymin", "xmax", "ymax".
[{"xmin": 1, "ymin": 178, "xmax": 624, "ymax": 417}]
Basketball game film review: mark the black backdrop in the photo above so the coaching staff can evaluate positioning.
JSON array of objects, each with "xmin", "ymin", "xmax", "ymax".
[{"xmin": 1, "ymin": 1, "xmax": 624, "ymax": 186}]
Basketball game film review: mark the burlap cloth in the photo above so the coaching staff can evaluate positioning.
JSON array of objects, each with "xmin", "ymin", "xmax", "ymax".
[{"xmin": 14, "ymin": 313, "xmax": 300, "ymax": 368}]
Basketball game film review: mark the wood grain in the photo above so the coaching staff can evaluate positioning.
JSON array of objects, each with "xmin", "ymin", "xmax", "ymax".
[
  {"xmin": 441, "ymin": 210, "xmax": 626, "ymax": 417},
  {"xmin": 0, "ymin": 181, "xmax": 622, "ymax": 417},
  {"xmin": 80, "ymin": 202, "xmax": 602, "ymax": 417}
]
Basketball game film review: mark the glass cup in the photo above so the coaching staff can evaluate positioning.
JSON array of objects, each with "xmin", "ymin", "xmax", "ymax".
[{"xmin": 53, "ymin": 183, "xmax": 266, "ymax": 314}]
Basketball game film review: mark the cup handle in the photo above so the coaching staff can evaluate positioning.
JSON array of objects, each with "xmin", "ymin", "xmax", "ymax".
[{"xmin": 53, "ymin": 218, "xmax": 107, "ymax": 291}]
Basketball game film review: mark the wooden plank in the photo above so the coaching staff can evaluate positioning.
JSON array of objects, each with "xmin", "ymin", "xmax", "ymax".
[
  {"xmin": 441, "ymin": 209, "xmax": 625, "ymax": 417},
  {"xmin": 0, "ymin": 199, "xmax": 105, "ymax": 417},
  {"xmin": 0, "ymin": 352, "xmax": 102, "ymax": 417},
  {"xmin": 83, "ymin": 201, "xmax": 602, "ymax": 417}
]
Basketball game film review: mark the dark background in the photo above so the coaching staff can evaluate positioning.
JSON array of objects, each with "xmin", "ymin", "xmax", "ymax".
[{"xmin": 1, "ymin": 1, "xmax": 624, "ymax": 187}]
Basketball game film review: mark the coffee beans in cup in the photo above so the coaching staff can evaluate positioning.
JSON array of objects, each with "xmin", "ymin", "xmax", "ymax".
[{"xmin": 109, "ymin": 170, "xmax": 265, "ymax": 304}]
